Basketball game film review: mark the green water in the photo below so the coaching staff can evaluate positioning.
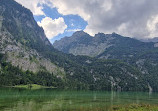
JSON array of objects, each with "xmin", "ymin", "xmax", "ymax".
[{"xmin": 0, "ymin": 88, "xmax": 158, "ymax": 111}]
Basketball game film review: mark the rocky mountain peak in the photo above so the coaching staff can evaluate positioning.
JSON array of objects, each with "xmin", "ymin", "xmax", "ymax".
[
  {"xmin": 94, "ymin": 32, "xmax": 105, "ymax": 38},
  {"xmin": 72, "ymin": 30, "xmax": 90, "ymax": 38},
  {"xmin": 111, "ymin": 32, "xmax": 122, "ymax": 37},
  {"xmin": 0, "ymin": 0, "xmax": 51, "ymax": 47}
]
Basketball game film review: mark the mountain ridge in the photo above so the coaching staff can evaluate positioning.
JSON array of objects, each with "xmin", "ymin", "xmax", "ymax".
[{"xmin": 53, "ymin": 31, "xmax": 155, "ymax": 58}]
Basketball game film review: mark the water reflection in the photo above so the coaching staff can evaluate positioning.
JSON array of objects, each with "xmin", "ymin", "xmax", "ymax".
[{"xmin": 0, "ymin": 88, "xmax": 158, "ymax": 111}]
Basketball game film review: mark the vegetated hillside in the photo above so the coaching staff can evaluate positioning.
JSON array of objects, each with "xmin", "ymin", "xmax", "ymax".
[
  {"xmin": 0, "ymin": 0, "xmax": 157, "ymax": 91},
  {"xmin": 53, "ymin": 32, "xmax": 158, "ymax": 91}
]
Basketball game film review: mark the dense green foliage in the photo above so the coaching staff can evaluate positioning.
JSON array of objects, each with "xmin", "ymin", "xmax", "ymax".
[
  {"xmin": 112, "ymin": 104, "xmax": 158, "ymax": 111},
  {"xmin": 0, "ymin": 53, "xmax": 149, "ymax": 91}
]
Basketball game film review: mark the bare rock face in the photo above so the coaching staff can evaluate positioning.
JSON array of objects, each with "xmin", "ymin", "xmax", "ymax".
[
  {"xmin": 53, "ymin": 31, "xmax": 115, "ymax": 57},
  {"xmin": 0, "ymin": 29, "xmax": 65, "ymax": 77},
  {"xmin": 69, "ymin": 43, "xmax": 112, "ymax": 57},
  {"xmin": 0, "ymin": 16, "xmax": 2, "ymax": 30},
  {"xmin": 154, "ymin": 43, "xmax": 158, "ymax": 47}
]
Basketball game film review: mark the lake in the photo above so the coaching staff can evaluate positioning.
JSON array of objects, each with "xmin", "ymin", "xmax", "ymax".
[{"xmin": 0, "ymin": 88, "xmax": 158, "ymax": 111}]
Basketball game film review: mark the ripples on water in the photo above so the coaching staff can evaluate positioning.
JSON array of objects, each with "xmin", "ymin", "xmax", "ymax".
[{"xmin": 0, "ymin": 88, "xmax": 158, "ymax": 111}]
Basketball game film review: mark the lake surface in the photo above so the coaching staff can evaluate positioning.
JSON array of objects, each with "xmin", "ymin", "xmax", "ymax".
[{"xmin": 0, "ymin": 88, "xmax": 158, "ymax": 111}]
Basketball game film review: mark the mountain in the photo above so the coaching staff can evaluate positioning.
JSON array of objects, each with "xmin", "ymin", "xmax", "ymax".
[
  {"xmin": 0, "ymin": 0, "xmax": 68, "ymax": 86},
  {"xmin": 0, "ymin": 0, "xmax": 158, "ymax": 91},
  {"xmin": 53, "ymin": 31, "xmax": 158, "ymax": 67},
  {"xmin": 53, "ymin": 31, "xmax": 156, "ymax": 59},
  {"xmin": 0, "ymin": 0, "xmax": 63, "ymax": 74},
  {"xmin": 54, "ymin": 31, "xmax": 158, "ymax": 91},
  {"xmin": 140, "ymin": 38, "xmax": 158, "ymax": 48},
  {"xmin": 54, "ymin": 31, "xmax": 113, "ymax": 57}
]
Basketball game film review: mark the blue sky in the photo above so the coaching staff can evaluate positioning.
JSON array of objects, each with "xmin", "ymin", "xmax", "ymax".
[
  {"xmin": 34, "ymin": 5, "xmax": 87, "ymax": 43},
  {"xmin": 15, "ymin": 0, "xmax": 158, "ymax": 41}
]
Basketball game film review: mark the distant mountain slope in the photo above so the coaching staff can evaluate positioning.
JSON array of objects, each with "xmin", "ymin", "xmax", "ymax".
[
  {"xmin": 140, "ymin": 37, "xmax": 158, "ymax": 43},
  {"xmin": 53, "ymin": 31, "xmax": 114, "ymax": 57},
  {"xmin": 53, "ymin": 31, "xmax": 156, "ymax": 59}
]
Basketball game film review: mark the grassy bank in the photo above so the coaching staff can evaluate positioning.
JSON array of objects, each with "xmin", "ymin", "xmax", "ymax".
[
  {"xmin": 10, "ymin": 84, "xmax": 56, "ymax": 90},
  {"xmin": 112, "ymin": 104, "xmax": 158, "ymax": 111}
]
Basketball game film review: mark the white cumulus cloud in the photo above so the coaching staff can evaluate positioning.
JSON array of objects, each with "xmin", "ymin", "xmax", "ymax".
[
  {"xmin": 15, "ymin": 0, "xmax": 53, "ymax": 15},
  {"xmin": 15, "ymin": 0, "xmax": 158, "ymax": 38},
  {"xmin": 147, "ymin": 15, "xmax": 158, "ymax": 37},
  {"xmin": 66, "ymin": 29, "xmax": 82, "ymax": 32},
  {"xmin": 50, "ymin": 0, "xmax": 158, "ymax": 38},
  {"xmin": 37, "ymin": 17, "xmax": 67, "ymax": 39}
]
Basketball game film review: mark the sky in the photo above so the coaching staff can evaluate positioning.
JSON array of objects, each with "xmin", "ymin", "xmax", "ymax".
[{"xmin": 15, "ymin": 0, "xmax": 158, "ymax": 43}]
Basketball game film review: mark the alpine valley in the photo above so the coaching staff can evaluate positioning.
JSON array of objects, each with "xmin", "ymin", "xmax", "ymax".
[{"xmin": 1, "ymin": 0, "xmax": 158, "ymax": 92}]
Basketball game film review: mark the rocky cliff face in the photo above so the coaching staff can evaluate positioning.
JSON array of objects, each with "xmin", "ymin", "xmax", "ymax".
[
  {"xmin": 0, "ymin": 0, "xmax": 65, "ymax": 75},
  {"xmin": 53, "ymin": 31, "xmax": 156, "ymax": 60},
  {"xmin": 53, "ymin": 31, "xmax": 116, "ymax": 57}
]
